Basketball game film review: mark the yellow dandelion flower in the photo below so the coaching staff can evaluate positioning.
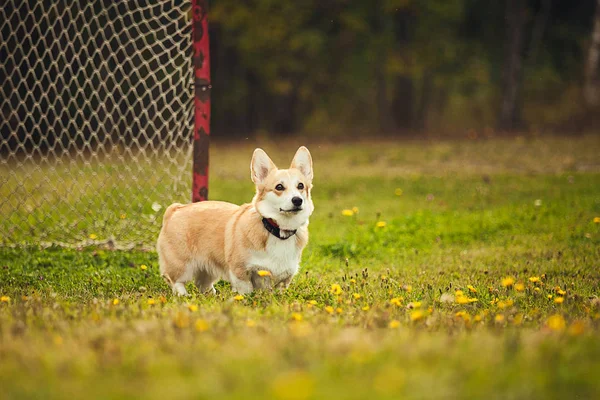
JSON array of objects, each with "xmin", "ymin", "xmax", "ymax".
[
  {"xmin": 140, "ymin": 264, "xmax": 148, "ymax": 271},
  {"xmin": 147, "ymin": 298, "xmax": 156, "ymax": 305},
  {"xmin": 376, "ymin": 221, "xmax": 387, "ymax": 228},
  {"xmin": 324, "ymin": 306, "xmax": 334, "ymax": 314},
  {"xmin": 410, "ymin": 310, "xmax": 425, "ymax": 321},
  {"xmin": 455, "ymin": 292, "xmax": 478, "ymax": 304},
  {"xmin": 514, "ymin": 283, "xmax": 525, "ymax": 292},
  {"xmin": 188, "ymin": 304, "xmax": 198, "ymax": 312},
  {"xmin": 458, "ymin": 296, "xmax": 478, "ymax": 304},
  {"xmin": 494, "ymin": 314, "xmax": 505, "ymax": 323},
  {"xmin": 0, "ymin": 295, "xmax": 10, "ymax": 303},
  {"xmin": 555, "ymin": 287, "xmax": 566, "ymax": 296},
  {"xmin": 362, "ymin": 305, "xmax": 370, "ymax": 311},
  {"xmin": 349, "ymin": 278, "xmax": 356, "ymax": 284},
  {"xmin": 159, "ymin": 295, "xmax": 167, "ymax": 304},
  {"xmin": 330, "ymin": 283, "xmax": 343, "ymax": 295},
  {"xmin": 534, "ymin": 287, "xmax": 541, "ymax": 292},
  {"xmin": 89, "ymin": 233, "xmax": 98, "ymax": 240},
  {"xmin": 352, "ymin": 293, "xmax": 362, "ymax": 300},
  {"xmin": 380, "ymin": 275, "xmax": 387, "ymax": 281},
  {"xmin": 195, "ymin": 319, "xmax": 209, "ymax": 332},
  {"xmin": 257, "ymin": 270, "xmax": 272, "ymax": 277},
  {"xmin": 497, "ymin": 299, "xmax": 514, "ymax": 309},
  {"xmin": 173, "ymin": 311, "xmax": 190, "ymax": 329},
  {"xmin": 427, "ymin": 306, "xmax": 433, "ymax": 313},
  {"xmin": 547, "ymin": 294, "xmax": 553, "ymax": 300},
  {"xmin": 467, "ymin": 285, "xmax": 477, "ymax": 293},
  {"xmin": 53, "ymin": 335, "xmax": 64, "ymax": 346},
  {"xmin": 513, "ymin": 313, "xmax": 524, "ymax": 326},
  {"xmin": 395, "ymin": 188, "xmax": 403, "ymax": 196},
  {"xmin": 291, "ymin": 313, "xmax": 303, "ymax": 321},
  {"xmin": 390, "ymin": 297, "xmax": 403, "ymax": 307},
  {"xmin": 554, "ymin": 297, "xmax": 564, "ymax": 304},
  {"xmin": 112, "ymin": 298, "xmax": 120, "ymax": 305},
  {"xmin": 501, "ymin": 277, "xmax": 515, "ymax": 288},
  {"xmin": 245, "ymin": 319, "xmax": 256, "ymax": 328},
  {"xmin": 474, "ymin": 314, "xmax": 482, "ymax": 322},
  {"xmin": 120, "ymin": 213, "xmax": 127, "ymax": 219},
  {"xmin": 529, "ymin": 276, "xmax": 540, "ymax": 283},
  {"xmin": 594, "ymin": 217, "xmax": 600, "ymax": 224},
  {"xmin": 308, "ymin": 300, "xmax": 318, "ymax": 305},
  {"xmin": 233, "ymin": 295, "xmax": 244, "ymax": 301},
  {"xmin": 455, "ymin": 311, "xmax": 471, "ymax": 322},
  {"xmin": 568, "ymin": 320, "xmax": 586, "ymax": 336},
  {"xmin": 409, "ymin": 301, "xmax": 422, "ymax": 309},
  {"xmin": 352, "ymin": 206, "xmax": 359, "ymax": 214},
  {"xmin": 342, "ymin": 209, "xmax": 354, "ymax": 216},
  {"xmin": 389, "ymin": 320, "xmax": 400, "ymax": 328},
  {"xmin": 547, "ymin": 314, "xmax": 566, "ymax": 331},
  {"xmin": 336, "ymin": 307, "xmax": 343, "ymax": 314}
]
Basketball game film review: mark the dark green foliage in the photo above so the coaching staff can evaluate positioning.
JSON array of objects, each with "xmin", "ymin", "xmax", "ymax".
[{"xmin": 209, "ymin": 0, "xmax": 600, "ymax": 136}]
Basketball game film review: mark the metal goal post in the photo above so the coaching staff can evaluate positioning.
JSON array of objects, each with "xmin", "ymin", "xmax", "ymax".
[{"xmin": 0, "ymin": 0, "xmax": 210, "ymax": 248}]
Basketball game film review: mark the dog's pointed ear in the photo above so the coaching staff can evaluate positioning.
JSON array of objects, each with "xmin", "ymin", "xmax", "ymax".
[
  {"xmin": 251, "ymin": 148, "xmax": 276, "ymax": 184},
  {"xmin": 290, "ymin": 146, "xmax": 313, "ymax": 181}
]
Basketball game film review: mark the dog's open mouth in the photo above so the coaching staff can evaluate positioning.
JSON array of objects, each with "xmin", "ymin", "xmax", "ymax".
[{"xmin": 280, "ymin": 207, "xmax": 302, "ymax": 213}]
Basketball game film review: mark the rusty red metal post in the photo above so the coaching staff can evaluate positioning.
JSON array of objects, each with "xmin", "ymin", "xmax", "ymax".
[{"xmin": 191, "ymin": 0, "xmax": 211, "ymax": 202}]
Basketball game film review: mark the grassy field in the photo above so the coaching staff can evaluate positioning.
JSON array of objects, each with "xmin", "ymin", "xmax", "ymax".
[{"xmin": 1, "ymin": 135, "xmax": 600, "ymax": 399}]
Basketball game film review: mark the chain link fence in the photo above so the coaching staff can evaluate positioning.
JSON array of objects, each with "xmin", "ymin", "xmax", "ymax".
[{"xmin": 1, "ymin": 0, "xmax": 194, "ymax": 248}]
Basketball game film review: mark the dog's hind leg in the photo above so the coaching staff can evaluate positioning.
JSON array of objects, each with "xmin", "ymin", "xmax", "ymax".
[
  {"xmin": 160, "ymin": 272, "xmax": 189, "ymax": 296},
  {"xmin": 229, "ymin": 272, "xmax": 253, "ymax": 294},
  {"xmin": 158, "ymin": 248, "xmax": 190, "ymax": 296},
  {"xmin": 172, "ymin": 282, "xmax": 189, "ymax": 296},
  {"xmin": 194, "ymin": 268, "xmax": 217, "ymax": 295}
]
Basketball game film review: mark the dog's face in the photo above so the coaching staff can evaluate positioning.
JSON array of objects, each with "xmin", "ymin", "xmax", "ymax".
[{"xmin": 251, "ymin": 146, "xmax": 314, "ymax": 229}]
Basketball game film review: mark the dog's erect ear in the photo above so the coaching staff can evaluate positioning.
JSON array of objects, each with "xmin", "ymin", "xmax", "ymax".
[
  {"xmin": 251, "ymin": 148, "xmax": 276, "ymax": 184},
  {"xmin": 290, "ymin": 146, "xmax": 313, "ymax": 181}
]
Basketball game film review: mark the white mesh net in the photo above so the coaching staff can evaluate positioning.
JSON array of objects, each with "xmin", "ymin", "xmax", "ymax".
[{"xmin": 0, "ymin": 0, "xmax": 194, "ymax": 248}]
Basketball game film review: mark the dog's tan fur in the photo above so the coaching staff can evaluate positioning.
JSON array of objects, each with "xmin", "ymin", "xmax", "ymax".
[{"xmin": 157, "ymin": 147, "xmax": 313, "ymax": 295}]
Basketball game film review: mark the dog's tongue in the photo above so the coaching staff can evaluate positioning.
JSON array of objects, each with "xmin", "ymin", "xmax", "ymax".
[{"xmin": 265, "ymin": 218, "xmax": 279, "ymax": 228}]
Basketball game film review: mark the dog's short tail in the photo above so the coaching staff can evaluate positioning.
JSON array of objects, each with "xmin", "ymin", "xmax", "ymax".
[{"xmin": 162, "ymin": 203, "xmax": 183, "ymax": 225}]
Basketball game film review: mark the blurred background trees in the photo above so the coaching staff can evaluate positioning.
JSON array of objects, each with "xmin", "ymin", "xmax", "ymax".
[{"xmin": 209, "ymin": 0, "xmax": 600, "ymax": 137}]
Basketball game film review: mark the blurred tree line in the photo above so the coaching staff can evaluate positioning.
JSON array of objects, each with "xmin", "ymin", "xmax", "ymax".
[{"xmin": 208, "ymin": 0, "xmax": 600, "ymax": 137}]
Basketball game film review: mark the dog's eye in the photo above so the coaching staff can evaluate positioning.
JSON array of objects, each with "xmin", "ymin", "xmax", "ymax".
[
  {"xmin": 297, "ymin": 183, "xmax": 304, "ymax": 190},
  {"xmin": 275, "ymin": 184, "xmax": 285, "ymax": 191}
]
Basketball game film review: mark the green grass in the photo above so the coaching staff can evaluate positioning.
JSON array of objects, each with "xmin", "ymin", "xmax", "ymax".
[{"xmin": 1, "ymin": 135, "xmax": 600, "ymax": 399}]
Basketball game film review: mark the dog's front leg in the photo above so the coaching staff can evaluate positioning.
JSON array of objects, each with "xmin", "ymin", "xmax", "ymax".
[
  {"xmin": 274, "ymin": 273, "xmax": 295, "ymax": 291},
  {"xmin": 229, "ymin": 265, "xmax": 253, "ymax": 294},
  {"xmin": 250, "ymin": 270, "xmax": 273, "ymax": 291}
]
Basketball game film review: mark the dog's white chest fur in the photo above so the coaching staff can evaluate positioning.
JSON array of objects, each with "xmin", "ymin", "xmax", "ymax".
[{"xmin": 248, "ymin": 235, "xmax": 301, "ymax": 282}]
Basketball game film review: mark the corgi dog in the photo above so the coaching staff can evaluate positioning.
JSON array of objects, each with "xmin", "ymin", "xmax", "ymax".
[{"xmin": 157, "ymin": 146, "xmax": 314, "ymax": 296}]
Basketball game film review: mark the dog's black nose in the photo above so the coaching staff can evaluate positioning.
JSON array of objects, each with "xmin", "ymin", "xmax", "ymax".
[{"xmin": 292, "ymin": 197, "xmax": 303, "ymax": 207}]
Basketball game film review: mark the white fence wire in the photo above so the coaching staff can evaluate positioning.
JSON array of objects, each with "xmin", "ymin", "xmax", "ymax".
[{"xmin": 1, "ymin": 0, "xmax": 194, "ymax": 247}]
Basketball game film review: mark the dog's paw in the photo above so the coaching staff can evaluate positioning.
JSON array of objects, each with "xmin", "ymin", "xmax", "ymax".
[
  {"xmin": 250, "ymin": 271, "xmax": 273, "ymax": 291},
  {"xmin": 173, "ymin": 282, "xmax": 189, "ymax": 296},
  {"xmin": 232, "ymin": 280, "xmax": 254, "ymax": 294}
]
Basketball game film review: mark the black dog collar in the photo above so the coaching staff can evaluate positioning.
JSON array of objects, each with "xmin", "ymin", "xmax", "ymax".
[{"xmin": 262, "ymin": 218, "xmax": 296, "ymax": 240}]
